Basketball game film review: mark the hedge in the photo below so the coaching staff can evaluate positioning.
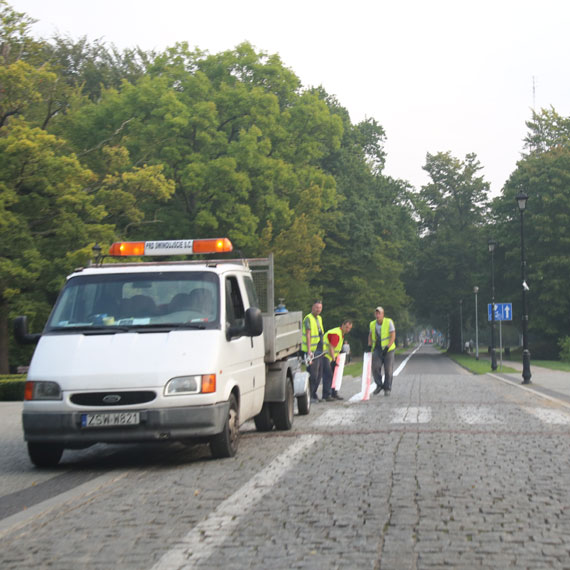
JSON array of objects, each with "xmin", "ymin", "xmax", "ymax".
[{"xmin": 0, "ymin": 376, "xmax": 26, "ymax": 401}]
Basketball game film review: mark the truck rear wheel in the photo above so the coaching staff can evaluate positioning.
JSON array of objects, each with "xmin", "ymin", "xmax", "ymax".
[
  {"xmin": 297, "ymin": 380, "xmax": 311, "ymax": 415},
  {"xmin": 254, "ymin": 403, "xmax": 274, "ymax": 431},
  {"xmin": 210, "ymin": 394, "xmax": 239, "ymax": 458},
  {"xmin": 28, "ymin": 442, "xmax": 64, "ymax": 468},
  {"xmin": 271, "ymin": 379, "xmax": 294, "ymax": 430}
]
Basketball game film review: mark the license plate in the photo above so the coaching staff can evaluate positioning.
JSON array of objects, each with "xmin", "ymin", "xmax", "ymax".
[{"xmin": 81, "ymin": 412, "xmax": 140, "ymax": 428}]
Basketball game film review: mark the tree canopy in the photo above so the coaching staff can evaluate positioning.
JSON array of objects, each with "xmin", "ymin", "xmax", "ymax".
[{"xmin": 1, "ymin": 1, "xmax": 569, "ymax": 371}]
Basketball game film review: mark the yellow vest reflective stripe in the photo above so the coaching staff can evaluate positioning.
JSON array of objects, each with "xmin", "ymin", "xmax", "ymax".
[
  {"xmin": 324, "ymin": 327, "xmax": 344, "ymax": 361},
  {"xmin": 369, "ymin": 318, "xmax": 395, "ymax": 351},
  {"xmin": 302, "ymin": 314, "xmax": 323, "ymax": 352}
]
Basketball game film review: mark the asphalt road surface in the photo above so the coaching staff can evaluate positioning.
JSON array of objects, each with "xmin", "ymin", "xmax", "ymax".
[{"xmin": 1, "ymin": 344, "xmax": 569, "ymax": 569}]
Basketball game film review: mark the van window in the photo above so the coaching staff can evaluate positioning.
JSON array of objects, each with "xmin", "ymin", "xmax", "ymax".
[
  {"xmin": 243, "ymin": 276, "xmax": 259, "ymax": 309},
  {"xmin": 225, "ymin": 276, "xmax": 244, "ymax": 328}
]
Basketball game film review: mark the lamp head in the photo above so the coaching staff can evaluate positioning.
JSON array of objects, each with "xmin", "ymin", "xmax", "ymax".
[
  {"xmin": 515, "ymin": 191, "xmax": 529, "ymax": 211},
  {"xmin": 92, "ymin": 243, "xmax": 102, "ymax": 262},
  {"xmin": 488, "ymin": 238, "xmax": 496, "ymax": 253}
]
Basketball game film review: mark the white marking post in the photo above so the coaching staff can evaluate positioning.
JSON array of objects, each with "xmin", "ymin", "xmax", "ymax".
[
  {"xmin": 331, "ymin": 352, "xmax": 346, "ymax": 391},
  {"xmin": 349, "ymin": 352, "xmax": 373, "ymax": 401}
]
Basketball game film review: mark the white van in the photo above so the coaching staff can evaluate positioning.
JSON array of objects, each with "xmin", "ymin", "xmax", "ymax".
[{"xmin": 16, "ymin": 238, "xmax": 309, "ymax": 466}]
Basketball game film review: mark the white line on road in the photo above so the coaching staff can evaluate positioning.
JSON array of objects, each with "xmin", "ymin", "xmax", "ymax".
[
  {"xmin": 394, "ymin": 344, "xmax": 422, "ymax": 377},
  {"xmin": 312, "ymin": 407, "xmax": 363, "ymax": 426},
  {"xmin": 151, "ymin": 434, "xmax": 321, "ymax": 570},
  {"xmin": 522, "ymin": 407, "xmax": 570, "ymax": 424},
  {"xmin": 391, "ymin": 407, "xmax": 432, "ymax": 424},
  {"xmin": 456, "ymin": 406, "xmax": 504, "ymax": 425}
]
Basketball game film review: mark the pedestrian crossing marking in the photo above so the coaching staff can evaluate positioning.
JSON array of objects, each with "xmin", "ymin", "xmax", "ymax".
[
  {"xmin": 456, "ymin": 406, "xmax": 504, "ymax": 425},
  {"xmin": 312, "ymin": 408, "xmax": 363, "ymax": 426},
  {"xmin": 522, "ymin": 407, "xmax": 570, "ymax": 425},
  {"xmin": 308, "ymin": 405, "xmax": 570, "ymax": 428},
  {"xmin": 391, "ymin": 407, "xmax": 432, "ymax": 423}
]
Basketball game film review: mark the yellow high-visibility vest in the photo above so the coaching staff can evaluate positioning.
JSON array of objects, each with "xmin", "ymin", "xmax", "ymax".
[
  {"xmin": 302, "ymin": 313, "xmax": 324, "ymax": 352},
  {"xmin": 369, "ymin": 318, "xmax": 395, "ymax": 351},
  {"xmin": 323, "ymin": 327, "xmax": 344, "ymax": 361}
]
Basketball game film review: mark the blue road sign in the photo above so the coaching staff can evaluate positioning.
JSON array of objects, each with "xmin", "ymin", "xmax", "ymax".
[{"xmin": 488, "ymin": 302, "xmax": 513, "ymax": 321}]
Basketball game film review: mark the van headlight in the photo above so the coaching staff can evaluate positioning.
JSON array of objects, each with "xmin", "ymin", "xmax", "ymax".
[
  {"xmin": 164, "ymin": 376, "xmax": 200, "ymax": 395},
  {"xmin": 24, "ymin": 381, "xmax": 62, "ymax": 400},
  {"xmin": 164, "ymin": 374, "xmax": 216, "ymax": 395}
]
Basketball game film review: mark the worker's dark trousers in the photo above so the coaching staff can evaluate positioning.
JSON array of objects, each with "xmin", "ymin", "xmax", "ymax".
[
  {"xmin": 372, "ymin": 349, "xmax": 395, "ymax": 391},
  {"xmin": 321, "ymin": 359, "xmax": 333, "ymax": 399},
  {"xmin": 307, "ymin": 351, "xmax": 324, "ymax": 399}
]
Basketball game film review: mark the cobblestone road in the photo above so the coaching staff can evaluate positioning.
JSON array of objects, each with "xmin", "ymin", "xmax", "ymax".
[{"xmin": 1, "ymin": 348, "xmax": 569, "ymax": 569}]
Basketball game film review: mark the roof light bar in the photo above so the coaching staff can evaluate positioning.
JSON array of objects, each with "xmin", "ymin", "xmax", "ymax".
[{"xmin": 109, "ymin": 238, "xmax": 233, "ymax": 257}]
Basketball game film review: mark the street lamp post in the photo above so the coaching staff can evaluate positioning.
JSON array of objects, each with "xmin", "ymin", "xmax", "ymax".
[
  {"xmin": 473, "ymin": 286, "xmax": 479, "ymax": 360},
  {"xmin": 459, "ymin": 299, "xmax": 463, "ymax": 352},
  {"xmin": 516, "ymin": 192, "xmax": 532, "ymax": 384},
  {"xmin": 488, "ymin": 239, "xmax": 498, "ymax": 371}
]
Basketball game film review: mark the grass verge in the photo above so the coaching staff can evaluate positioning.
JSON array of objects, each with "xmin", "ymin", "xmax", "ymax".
[{"xmin": 446, "ymin": 353, "xmax": 518, "ymax": 374}]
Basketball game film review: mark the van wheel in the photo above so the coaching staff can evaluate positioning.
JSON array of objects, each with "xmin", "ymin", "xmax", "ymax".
[
  {"xmin": 271, "ymin": 380, "xmax": 294, "ymax": 430},
  {"xmin": 297, "ymin": 381, "xmax": 311, "ymax": 415},
  {"xmin": 210, "ymin": 394, "xmax": 239, "ymax": 458},
  {"xmin": 254, "ymin": 403, "xmax": 274, "ymax": 431},
  {"xmin": 28, "ymin": 442, "xmax": 63, "ymax": 468}
]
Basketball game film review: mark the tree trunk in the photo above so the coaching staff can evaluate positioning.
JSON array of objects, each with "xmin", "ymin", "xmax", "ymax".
[
  {"xmin": 447, "ymin": 311, "xmax": 463, "ymax": 353},
  {"xmin": 0, "ymin": 301, "xmax": 10, "ymax": 374}
]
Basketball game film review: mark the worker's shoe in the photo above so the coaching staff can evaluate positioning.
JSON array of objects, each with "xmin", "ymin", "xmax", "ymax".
[
  {"xmin": 373, "ymin": 384, "xmax": 383, "ymax": 395},
  {"xmin": 384, "ymin": 390, "xmax": 391, "ymax": 397},
  {"xmin": 333, "ymin": 394, "xmax": 344, "ymax": 400}
]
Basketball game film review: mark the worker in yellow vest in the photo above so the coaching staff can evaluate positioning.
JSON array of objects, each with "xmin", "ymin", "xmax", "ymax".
[
  {"xmin": 368, "ymin": 306, "xmax": 396, "ymax": 396},
  {"xmin": 302, "ymin": 299, "xmax": 325, "ymax": 403},
  {"xmin": 322, "ymin": 320, "xmax": 353, "ymax": 401}
]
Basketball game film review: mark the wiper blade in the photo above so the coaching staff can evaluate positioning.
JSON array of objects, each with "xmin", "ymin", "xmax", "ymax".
[
  {"xmin": 82, "ymin": 327, "xmax": 131, "ymax": 334},
  {"xmin": 134, "ymin": 323, "xmax": 207, "ymax": 332},
  {"xmin": 48, "ymin": 326, "xmax": 130, "ymax": 334}
]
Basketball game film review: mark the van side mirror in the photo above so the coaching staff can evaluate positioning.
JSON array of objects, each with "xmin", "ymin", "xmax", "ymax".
[
  {"xmin": 14, "ymin": 316, "xmax": 41, "ymax": 345},
  {"xmin": 226, "ymin": 307, "xmax": 263, "ymax": 340},
  {"xmin": 244, "ymin": 307, "xmax": 263, "ymax": 337}
]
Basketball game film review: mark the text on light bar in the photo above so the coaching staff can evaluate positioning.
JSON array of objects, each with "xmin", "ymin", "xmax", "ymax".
[{"xmin": 109, "ymin": 238, "xmax": 233, "ymax": 256}]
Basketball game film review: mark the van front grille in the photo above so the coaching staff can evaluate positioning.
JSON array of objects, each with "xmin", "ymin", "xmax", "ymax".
[{"xmin": 70, "ymin": 391, "xmax": 156, "ymax": 406}]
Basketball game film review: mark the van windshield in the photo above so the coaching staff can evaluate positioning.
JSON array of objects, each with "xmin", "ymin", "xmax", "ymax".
[{"xmin": 45, "ymin": 271, "xmax": 220, "ymax": 332}]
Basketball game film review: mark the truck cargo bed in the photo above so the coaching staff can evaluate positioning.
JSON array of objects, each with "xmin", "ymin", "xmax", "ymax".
[{"xmin": 262, "ymin": 311, "xmax": 302, "ymax": 363}]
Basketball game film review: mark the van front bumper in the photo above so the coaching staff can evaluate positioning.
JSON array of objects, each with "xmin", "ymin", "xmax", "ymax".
[{"xmin": 22, "ymin": 402, "xmax": 229, "ymax": 446}]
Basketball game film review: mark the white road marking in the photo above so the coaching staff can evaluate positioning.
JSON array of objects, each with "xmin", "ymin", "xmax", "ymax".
[
  {"xmin": 312, "ymin": 408, "xmax": 363, "ymax": 426},
  {"xmin": 522, "ymin": 407, "xmax": 570, "ymax": 424},
  {"xmin": 152, "ymin": 434, "xmax": 320, "ymax": 570},
  {"xmin": 391, "ymin": 407, "xmax": 432, "ymax": 423},
  {"xmin": 456, "ymin": 406, "xmax": 504, "ymax": 425},
  {"xmin": 394, "ymin": 344, "xmax": 422, "ymax": 377}
]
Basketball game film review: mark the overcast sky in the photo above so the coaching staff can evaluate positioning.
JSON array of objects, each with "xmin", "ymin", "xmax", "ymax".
[{"xmin": 8, "ymin": 0, "xmax": 570, "ymax": 195}]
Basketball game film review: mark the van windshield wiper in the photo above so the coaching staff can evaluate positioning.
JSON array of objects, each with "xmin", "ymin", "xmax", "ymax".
[
  {"xmin": 134, "ymin": 323, "xmax": 208, "ymax": 332},
  {"xmin": 48, "ymin": 326, "xmax": 131, "ymax": 334}
]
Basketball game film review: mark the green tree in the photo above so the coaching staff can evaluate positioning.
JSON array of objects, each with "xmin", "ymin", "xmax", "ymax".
[
  {"xmin": 408, "ymin": 151, "xmax": 491, "ymax": 352},
  {"xmin": 492, "ymin": 108, "xmax": 570, "ymax": 357},
  {"xmin": 0, "ymin": 119, "xmax": 114, "ymax": 373},
  {"xmin": 314, "ymin": 89, "xmax": 415, "ymax": 350},
  {"xmin": 56, "ymin": 42, "xmax": 342, "ymax": 310},
  {"xmin": 0, "ymin": 4, "xmax": 169, "ymax": 370}
]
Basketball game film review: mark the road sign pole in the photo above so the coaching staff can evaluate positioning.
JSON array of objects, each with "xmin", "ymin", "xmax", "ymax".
[{"xmin": 499, "ymin": 321, "xmax": 503, "ymax": 370}]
